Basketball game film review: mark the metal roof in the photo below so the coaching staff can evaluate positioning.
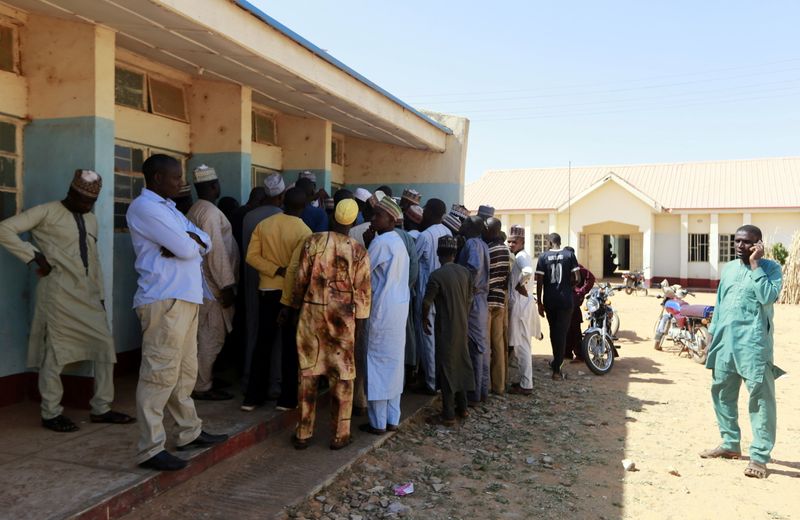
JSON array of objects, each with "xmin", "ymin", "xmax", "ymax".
[
  {"xmin": 6, "ymin": 0, "xmax": 451, "ymax": 150},
  {"xmin": 465, "ymin": 157, "xmax": 800, "ymax": 212}
]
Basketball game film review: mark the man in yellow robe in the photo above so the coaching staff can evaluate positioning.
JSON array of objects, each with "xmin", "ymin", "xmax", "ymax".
[{"xmin": 0, "ymin": 170, "xmax": 134, "ymax": 432}]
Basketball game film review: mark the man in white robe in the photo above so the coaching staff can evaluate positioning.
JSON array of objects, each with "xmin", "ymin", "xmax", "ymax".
[
  {"xmin": 361, "ymin": 197, "xmax": 410, "ymax": 434},
  {"xmin": 507, "ymin": 225, "xmax": 540, "ymax": 394},
  {"xmin": 186, "ymin": 165, "xmax": 239, "ymax": 400},
  {"xmin": 0, "ymin": 170, "xmax": 134, "ymax": 431}
]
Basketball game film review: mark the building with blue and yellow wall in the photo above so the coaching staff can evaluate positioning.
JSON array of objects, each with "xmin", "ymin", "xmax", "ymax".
[{"xmin": 0, "ymin": 0, "xmax": 469, "ymax": 403}]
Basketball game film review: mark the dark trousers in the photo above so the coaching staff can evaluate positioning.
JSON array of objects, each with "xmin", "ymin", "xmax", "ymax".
[
  {"xmin": 243, "ymin": 290, "xmax": 282, "ymax": 404},
  {"xmin": 277, "ymin": 315, "xmax": 299, "ymax": 409},
  {"xmin": 440, "ymin": 374, "xmax": 467, "ymax": 421},
  {"xmin": 545, "ymin": 306, "xmax": 574, "ymax": 374},
  {"xmin": 564, "ymin": 305, "xmax": 583, "ymax": 360}
]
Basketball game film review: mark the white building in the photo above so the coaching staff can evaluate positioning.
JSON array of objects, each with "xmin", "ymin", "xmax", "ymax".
[{"xmin": 466, "ymin": 157, "xmax": 800, "ymax": 288}]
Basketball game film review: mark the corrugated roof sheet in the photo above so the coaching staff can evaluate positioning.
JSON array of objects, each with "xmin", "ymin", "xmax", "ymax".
[{"xmin": 465, "ymin": 157, "xmax": 800, "ymax": 211}]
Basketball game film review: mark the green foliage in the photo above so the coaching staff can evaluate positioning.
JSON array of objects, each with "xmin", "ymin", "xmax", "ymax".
[{"xmin": 771, "ymin": 242, "xmax": 788, "ymax": 266}]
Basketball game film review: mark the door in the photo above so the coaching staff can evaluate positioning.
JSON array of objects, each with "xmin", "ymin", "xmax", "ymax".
[{"xmin": 587, "ymin": 234, "xmax": 603, "ymax": 276}]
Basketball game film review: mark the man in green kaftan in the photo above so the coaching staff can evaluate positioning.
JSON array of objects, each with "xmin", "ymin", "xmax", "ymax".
[
  {"xmin": 701, "ymin": 225, "xmax": 783, "ymax": 479},
  {"xmin": 0, "ymin": 170, "xmax": 134, "ymax": 432},
  {"xmin": 421, "ymin": 235, "xmax": 475, "ymax": 426}
]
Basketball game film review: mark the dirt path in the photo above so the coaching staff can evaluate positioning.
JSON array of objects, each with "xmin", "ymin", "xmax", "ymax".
[{"xmin": 287, "ymin": 291, "xmax": 800, "ymax": 520}]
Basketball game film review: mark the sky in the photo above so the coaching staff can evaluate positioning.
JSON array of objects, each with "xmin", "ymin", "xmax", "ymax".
[{"xmin": 251, "ymin": 1, "xmax": 800, "ymax": 183}]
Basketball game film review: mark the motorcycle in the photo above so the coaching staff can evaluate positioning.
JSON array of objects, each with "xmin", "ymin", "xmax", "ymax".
[
  {"xmin": 653, "ymin": 280, "xmax": 714, "ymax": 363},
  {"xmin": 581, "ymin": 282, "xmax": 620, "ymax": 375},
  {"xmin": 622, "ymin": 270, "xmax": 648, "ymax": 296}
]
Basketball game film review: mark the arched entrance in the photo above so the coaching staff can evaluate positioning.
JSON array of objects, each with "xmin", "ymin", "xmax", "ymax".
[{"xmin": 581, "ymin": 221, "xmax": 643, "ymax": 279}]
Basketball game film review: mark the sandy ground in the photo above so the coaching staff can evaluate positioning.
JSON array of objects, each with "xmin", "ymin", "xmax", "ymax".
[{"xmin": 288, "ymin": 290, "xmax": 800, "ymax": 520}]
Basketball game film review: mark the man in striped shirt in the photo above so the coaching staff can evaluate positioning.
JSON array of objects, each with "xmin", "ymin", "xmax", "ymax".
[{"xmin": 483, "ymin": 216, "xmax": 511, "ymax": 394}]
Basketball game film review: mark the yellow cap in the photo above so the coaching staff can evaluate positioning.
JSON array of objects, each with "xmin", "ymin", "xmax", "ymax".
[{"xmin": 334, "ymin": 198, "xmax": 359, "ymax": 225}]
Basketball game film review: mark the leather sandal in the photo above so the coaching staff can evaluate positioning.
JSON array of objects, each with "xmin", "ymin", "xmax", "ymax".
[
  {"xmin": 699, "ymin": 446, "xmax": 741, "ymax": 459},
  {"xmin": 90, "ymin": 410, "xmax": 136, "ymax": 424},
  {"xmin": 744, "ymin": 461, "xmax": 768, "ymax": 479},
  {"xmin": 292, "ymin": 434, "xmax": 311, "ymax": 450},
  {"xmin": 42, "ymin": 415, "xmax": 80, "ymax": 433},
  {"xmin": 329, "ymin": 436, "xmax": 352, "ymax": 450}
]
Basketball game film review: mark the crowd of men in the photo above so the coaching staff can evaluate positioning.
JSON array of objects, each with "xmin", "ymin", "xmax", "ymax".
[{"xmin": 0, "ymin": 157, "xmax": 783, "ymax": 478}]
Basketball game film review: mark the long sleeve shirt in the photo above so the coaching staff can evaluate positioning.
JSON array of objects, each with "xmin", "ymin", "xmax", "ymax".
[
  {"xmin": 706, "ymin": 259, "xmax": 783, "ymax": 382},
  {"xmin": 126, "ymin": 188, "xmax": 211, "ymax": 308},
  {"xmin": 246, "ymin": 213, "xmax": 311, "ymax": 291}
]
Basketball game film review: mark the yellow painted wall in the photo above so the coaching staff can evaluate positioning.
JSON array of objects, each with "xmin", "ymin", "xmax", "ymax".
[
  {"xmin": 752, "ymin": 212, "xmax": 797, "ymax": 246},
  {"xmin": 115, "ymin": 106, "xmax": 190, "ymax": 153},
  {"xmin": 718, "ymin": 213, "xmax": 742, "ymax": 234},
  {"xmin": 344, "ymin": 113, "xmax": 468, "ymax": 190},
  {"xmin": 687, "ymin": 214, "xmax": 710, "ymax": 234},
  {"xmin": 654, "ymin": 214, "xmax": 680, "ymax": 277},
  {"xmin": 251, "ymin": 142, "xmax": 282, "ymax": 170},
  {"xmin": 277, "ymin": 114, "xmax": 330, "ymax": 171},
  {"xmin": 570, "ymin": 181, "xmax": 652, "ymax": 232},
  {"xmin": 23, "ymin": 15, "xmax": 114, "ymax": 120},
  {"xmin": 188, "ymin": 79, "xmax": 251, "ymax": 154},
  {"xmin": 0, "ymin": 71, "xmax": 26, "ymax": 118}
]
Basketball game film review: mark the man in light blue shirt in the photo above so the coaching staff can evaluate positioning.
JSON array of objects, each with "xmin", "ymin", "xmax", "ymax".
[{"xmin": 127, "ymin": 154, "xmax": 228, "ymax": 471}]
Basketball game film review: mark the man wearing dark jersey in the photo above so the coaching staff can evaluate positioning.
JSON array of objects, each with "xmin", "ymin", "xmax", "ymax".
[{"xmin": 535, "ymin": 233, "xmax": 580, "ymax": 380}]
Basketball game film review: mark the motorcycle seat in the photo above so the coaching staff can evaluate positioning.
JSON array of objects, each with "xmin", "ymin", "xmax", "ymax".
[{"xmin": 681, "ymin": 304, "xmax": 714, "ymax": 318}]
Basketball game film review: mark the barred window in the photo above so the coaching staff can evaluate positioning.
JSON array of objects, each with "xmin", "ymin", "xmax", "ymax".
[
  {"xmin": 0, "ymin": 24, "xmax": 18, "ymax": 73},
  {"xmin": 532, "ymin": 233, "xmax": 550, "ymax": 257},
  {"xmin": 331, "ymin": 136, "xmax": 344, "ymax": 166},
  {"xmin": 114, "ymin": 142, "xmax": 186, "ymax": 232},
  {"xmin": 719, "ymin": 234, "xmax": 736, "ymax": 263},
  {"xmin": 689, "ymin": 233, "xmax": 709, "ymax": 262},
  {"xmin": 252, "ymin": 110, "xmax": 277, "ymax": 145},
  {"xmin": 115, "ymin": 66, "xmax": 188, "ymax": 122},
  {"xmin": 0, "ymin": 118, "xmax": 20, "ymax": 219}
]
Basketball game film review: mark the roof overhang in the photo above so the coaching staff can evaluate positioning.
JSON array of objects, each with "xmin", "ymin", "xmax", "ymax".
[
  {"xmin": 5, "ymin": 0, "xmax": 451, "ymax": 151},
  {"xmin": 556, "ymin": 172, "xmax": 663, "ymax": 213}
]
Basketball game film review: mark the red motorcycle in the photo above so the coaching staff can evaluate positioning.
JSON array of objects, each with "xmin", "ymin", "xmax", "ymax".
[
  {"xmin": 653, "ymin": 281, "xmax": 714, "ymax": 363},
  {"xmin": 621, "ymin": 270, "xmax": 648, "ymax": 296}
]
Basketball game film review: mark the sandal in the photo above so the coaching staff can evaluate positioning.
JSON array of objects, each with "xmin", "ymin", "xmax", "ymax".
[
  {"xmin": 292, "ymin": 434, "xmax": 311, "ymax": 450},
  {"xmin": 358, "ymin": 423, "xmax": 387, "ymax": 435},
  {"xmin": 699, "ymin": 446, "xmax": 741, "ymax": 459},
  {"xmin": 744, "ymin": 461, "xmax": 768, "ymax": 479},
  {"xmin": 330, "ymin": 436, "xmax": 353, "ymax": 450},
  {"xmin": 90, "ymin": 410, "xmax": 136, "ymax": 424},
  {"xmin": 425, "ymin": 414, "xmax": 456, "ymax": 427},
  {"xmin": 42, "ymin": 415, "xmax": 80, "ymax": 433}
]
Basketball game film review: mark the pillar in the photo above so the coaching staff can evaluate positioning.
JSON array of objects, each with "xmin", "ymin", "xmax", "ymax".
[
  {"xmin": 187, "ymin": 79, "xmax": 252, "ymax": 202},
  {"xmin": 277, "ymin": 114, "xmax": 332, "ymax": 193},
  {"xmin": 742, "ymin": 212, "xmax": 752, "ymax": 225},
  {"xmin": 500, "ymin": 213, "xmax": 510, "ymax": 234},
  {"xmin": 548, "ymin": 212, "xmax": 557, "ymax": 233},
  {"xmin": 23, "ymin": 15, "xmax": 116, "ymax": 314},
  {"xmin": 524, "ymin": 213, "xmax": 533, "ymax": 257},
  {"xmin": 709, "ymin": 213, "xmax": 720, "ymax": 282},
  {"xmin": 679, "ymin": 213, "xmax": 689, "ymax": 285},
  {"xmin": 643, "ymin": 214, "xmax": 655, "ymax": 287}
]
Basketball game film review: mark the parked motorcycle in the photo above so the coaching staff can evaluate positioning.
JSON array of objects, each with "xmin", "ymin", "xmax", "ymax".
[
  {"xmin": 653, "ymin": 280, "xmax": 714, "ymax": 363},
  {"xmin": 581, "ymin": 283, "xmax": 620, "ymax": 375},
  {"xmin": 622, "ymin": 270, "xmax": 648, "ymax": 296}
]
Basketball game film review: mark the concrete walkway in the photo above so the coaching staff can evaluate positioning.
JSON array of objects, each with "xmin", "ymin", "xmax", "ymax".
[{"xmin": 0, "ymin": 374, "xmax": 432, "ymax": 520}]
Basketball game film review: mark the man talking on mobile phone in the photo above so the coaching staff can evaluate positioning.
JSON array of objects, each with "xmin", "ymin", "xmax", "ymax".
[{"xmin": 700, "ymin": 225, "xmax": 784, "ymax": 480}]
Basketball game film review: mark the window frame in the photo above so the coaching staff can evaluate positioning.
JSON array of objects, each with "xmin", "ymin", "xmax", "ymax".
[
  {"xmin": 251, "ymin": 109, "xmax": 278, "ymax": 146},
  {"xmin": 0, "ymin": 116, "xmax": 21, "ymax": 219},
  {"xmin": 114, "ymin": 64, "xmax": 189, "ymax": 123},
  {"xmin": 113, "ymin": 140, "xmax": 187, "ymax": 232},
  {"xmin": 688, "ymin": 233, "xmax": 710, "ymax": 262},
  {"xmin": 331, "ymin": 135, "xmax": 344, "ymax": 166},
  {"xmin": 0, "ymin": 21, "xmax": 19, "ymax": 75},
  {"xmin": 532, "ymin": 233, "xmax": 550, "ymax": 257},
  {"xmin": 718, "ymin": 233, "xmax": 736, "ymax": 263}
]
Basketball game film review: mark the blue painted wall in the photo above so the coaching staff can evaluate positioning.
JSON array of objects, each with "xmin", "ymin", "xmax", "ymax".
[
  {"xmin": 0, "ymin": 116, "xmax": 116, "ymax": 377},
  {"xmin": 187, "ymin": 152, "xmax": 251, "ymax": 205}
]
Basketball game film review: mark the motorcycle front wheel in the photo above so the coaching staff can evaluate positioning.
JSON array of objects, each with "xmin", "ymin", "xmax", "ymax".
[
  {"xmin": 691, "ymin": 326, "xmax": 710, "ymax": 364},
  {"xmin": 610, "ymin": 313, "xmax": 620, "ymax": 338},
  {"xmin": 582, "ymin": 331, "xmax": 615, "ymax": 375},
  {"xmin": 625, "ymin": 287, "xmax": 633, "ymax": 295}
]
